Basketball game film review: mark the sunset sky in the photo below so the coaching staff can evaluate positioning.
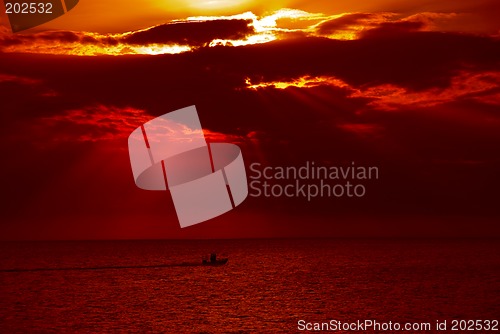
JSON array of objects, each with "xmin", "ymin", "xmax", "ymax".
[{"xmin": 0, "ymin": 0, "xmax": 499, "ymax": 239}]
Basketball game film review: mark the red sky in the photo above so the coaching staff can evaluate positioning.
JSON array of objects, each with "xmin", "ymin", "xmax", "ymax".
[{"xmin": 0, "ymin": 0, "xmax": 499, "ymax": 239}]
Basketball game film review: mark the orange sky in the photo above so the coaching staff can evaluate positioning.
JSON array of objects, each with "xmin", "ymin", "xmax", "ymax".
[
  {"xmin": 1, "ymin": 0, "xmax": 499, "ymax": 34},
  {"xmin": 1, "ymin": 0, "xmax": 499, "ymax": 58}
]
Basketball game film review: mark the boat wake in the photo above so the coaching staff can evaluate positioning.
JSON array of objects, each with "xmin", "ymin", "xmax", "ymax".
[{"xmin": 0, "ymin": 259, "xmax": 229, "ymax": 273}]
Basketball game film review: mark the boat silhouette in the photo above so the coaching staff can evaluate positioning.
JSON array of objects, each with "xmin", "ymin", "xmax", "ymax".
[
  {"xmin": 201, "ymin": 258, "xmax": 228, "ymax": 266},
  {"xmin": 200, "ymin": 253, "xmax": 228, "ymax": 266}
]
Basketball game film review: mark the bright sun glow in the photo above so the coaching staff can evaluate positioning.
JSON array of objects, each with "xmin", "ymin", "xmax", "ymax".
[
  {"xmin": 188, "ymin": 0, "xmax": 251, "ymax": 10},
  {"xmin": 133, "ymin": 44, "xmax": 192, "ymax": 55},
  {"xmin": 189, "ymin": 9, "xmax": 321, "ymax": 47}
]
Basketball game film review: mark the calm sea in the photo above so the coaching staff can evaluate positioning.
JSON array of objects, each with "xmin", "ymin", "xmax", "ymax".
[{"xmin": 0, "ymin": 239, "xmax": 498, "ymax": 333}]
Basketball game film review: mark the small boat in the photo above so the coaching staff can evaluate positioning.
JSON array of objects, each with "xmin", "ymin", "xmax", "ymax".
[
  {"xmin": 201, "ymin": 258, "xmax": 228, "ymax": 266},
  {"xmin": 201, "ymin": 253, "xmax": 228, "ymax": 266}
]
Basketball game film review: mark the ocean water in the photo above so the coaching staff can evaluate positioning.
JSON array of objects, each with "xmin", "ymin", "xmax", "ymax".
[{"xmin": 0, "ymin": 239, "xmax": 498, "ymax": 333}]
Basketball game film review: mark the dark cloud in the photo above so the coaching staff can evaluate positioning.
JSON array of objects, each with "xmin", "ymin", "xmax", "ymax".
[
  {"xmin": 0, "ymin": 31, "xmax": 498, "ymax": 133},
  {"xmin": 208, "ymin": 32, "xmax": 499, "ymax": 91},
  {"xmin": 122, "ymin": 19, "xmax": 254, "ymax": 46},
  {"xmin": 1, "ymin": 31, "xmax": 498, "ymax": 138},
  {"xmin": 0, "ymin": 18, "xmax": 255, "ymax": 52}
]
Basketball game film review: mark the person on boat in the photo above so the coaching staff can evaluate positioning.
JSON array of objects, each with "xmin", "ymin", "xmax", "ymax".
[{"xmin": 210, "ymin": 253, "xmax": 217, "ymax": 263}]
